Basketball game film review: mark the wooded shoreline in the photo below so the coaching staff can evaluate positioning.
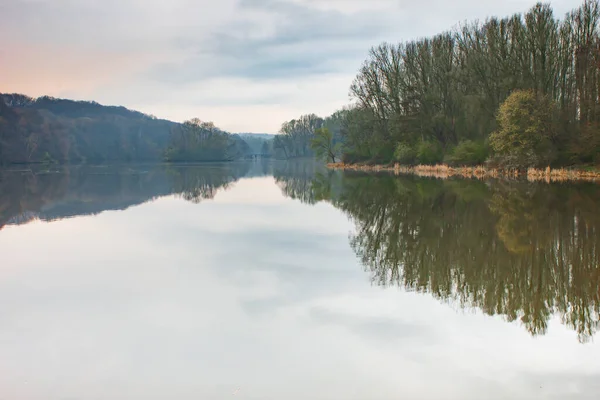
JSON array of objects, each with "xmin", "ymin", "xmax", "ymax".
[
  {"xmin": 274, "ymin": 1, "xmax": 600, "ymax": 172},
  {"xmin": 327, "ymin": 163, "xmax": 600, "ymax": 183}
]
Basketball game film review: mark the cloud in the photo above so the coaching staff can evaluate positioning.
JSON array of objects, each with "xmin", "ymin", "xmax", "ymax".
[
  {"xmin": 0, "ymin": 0, "xmax": 587, "ymax": 132},
  {"xmin": 85, "ymin": 73, "xmax": 354, "ymax": 131},
  {"xmin": 143, "ymin": 0, "xmax": 395, "ymax": 85}
]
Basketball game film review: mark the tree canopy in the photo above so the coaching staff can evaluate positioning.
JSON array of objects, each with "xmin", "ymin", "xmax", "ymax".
[
  {"xmin": 310, "ymin": 127, "xmax": 342, "ymax": 163},
  {"xmin": 489, "ymin": 90, "xmax": 557, "ymax": 168}
]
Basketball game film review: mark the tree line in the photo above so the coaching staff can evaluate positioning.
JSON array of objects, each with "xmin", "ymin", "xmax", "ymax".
[
  {"xmin": 273, "ymin": 111, "xmax": 347, "ymax": 162},
  {"xmin": 279, "ymin": 0, "xmax": 600, "ymax": 169}
]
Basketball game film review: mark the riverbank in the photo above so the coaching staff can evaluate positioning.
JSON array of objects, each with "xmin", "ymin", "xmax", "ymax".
[{"xmin": 327, "ymin": 163, "xmax": 600, "ymax": 183}]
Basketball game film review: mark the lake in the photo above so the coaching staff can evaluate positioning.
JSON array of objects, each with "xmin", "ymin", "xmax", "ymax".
[{"xmin": 1, "ymin": 161, "xmax": 599, "ymax": 400}]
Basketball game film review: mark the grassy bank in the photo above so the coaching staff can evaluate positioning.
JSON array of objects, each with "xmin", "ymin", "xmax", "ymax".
[{"xmin": 327, "ymin": 163, "xmax": 600, "ymax": 183}]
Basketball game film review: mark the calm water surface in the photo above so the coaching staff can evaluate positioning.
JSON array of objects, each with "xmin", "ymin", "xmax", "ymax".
[{"xmin": 1, "ymin": 161, "xmax": 599, "ymax": 400}]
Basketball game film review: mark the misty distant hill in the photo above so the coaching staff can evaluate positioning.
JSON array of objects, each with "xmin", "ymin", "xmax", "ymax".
[
  {"xmin": 237, "ymin": 133, "xmax": 275, "ymax": 155},
  {"xmin": 238, "ymin": 133, "xmax": 275, "ymax": 139}
]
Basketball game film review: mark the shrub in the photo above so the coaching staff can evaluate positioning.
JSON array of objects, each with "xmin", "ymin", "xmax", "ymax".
[
  {"xmin": 489, "ymin": 89, "xmax": 557, "ymax": 169},
  {"xmin": 416, "ymin": 140, "xmax": 444, "ymax": 165},
  {"xmin": 447, "ymin": 140, "xmax": 488, "ymax": 166},
  {"xmin": 394, "ymin": 142, "xmax": 416, "ymax": 165}
]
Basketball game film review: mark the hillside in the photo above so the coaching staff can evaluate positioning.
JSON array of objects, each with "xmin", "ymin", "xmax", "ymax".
[{"xmin": 0, "ymin": 93, "xmax": 252, "ymax": 164}]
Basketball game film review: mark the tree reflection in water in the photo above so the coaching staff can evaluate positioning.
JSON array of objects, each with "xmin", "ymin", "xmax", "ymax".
[
  {"xmin": 277, "ymin": 169, "xmax": 600, "ymax": 343},
  {"xmin": 3, "ymin": 163, "xmax": 599, "ymax": 342}
]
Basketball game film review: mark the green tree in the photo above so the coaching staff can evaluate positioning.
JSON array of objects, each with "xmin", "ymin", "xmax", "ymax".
[
  {"xmin": 394, "ymin": 142, "xmax": 416, "ymax": 165},
  {"xmin": 446, "ymin": 140, "xmax": 488, "ymax": 166},
  {"xmin": 489, "ymin": 90, "xmax": 557, "ymax": 169},
  {"xmin": 416, "ymin": 140, "xmax": 444, "ymax": 165},
  {"xmin": 310, "ymin": 127, "xmax": 342, "ymax": 163}
]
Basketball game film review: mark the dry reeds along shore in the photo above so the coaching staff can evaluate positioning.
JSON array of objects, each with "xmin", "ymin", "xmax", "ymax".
[{"xmin": 327, "ymin": 163, "xmax": 600, "ymax": 182}]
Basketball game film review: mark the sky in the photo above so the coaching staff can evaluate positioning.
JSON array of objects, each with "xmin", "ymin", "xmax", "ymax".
[{"xmin": 0, "ymin": 0, "xmax": 585, "ymax": 133}]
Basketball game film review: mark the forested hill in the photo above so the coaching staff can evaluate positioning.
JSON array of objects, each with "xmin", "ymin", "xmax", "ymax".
[
  {"xmin": 0, "ymin": 93, "xmax": 253, "ymax": 165},
  {"xmin": 238, "ymin": 133, "xmax": 275, "ymax": 156},
  {"xmin": 1, "ymin": 93, "xmax": 161, "ymax": 120}
]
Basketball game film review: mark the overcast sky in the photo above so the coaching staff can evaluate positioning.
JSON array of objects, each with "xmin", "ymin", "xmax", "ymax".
[{"xmin": 0, "ymin": 0, "xmax": 584, "ymax": 132}]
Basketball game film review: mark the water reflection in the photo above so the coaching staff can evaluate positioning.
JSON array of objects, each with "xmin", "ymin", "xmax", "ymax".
[
  {"xmin": 2, "ymin": 163, "xmax": 599, "ymax": 342},
  {"xmin": 167, "ymin": 163, "xmax": 253, "ymax": 204},
  {"xmin": 273, "ymin": 159, "xmax": 328, "ymax": 204},
  {"xmin": 0, "ymin": 163, "xmax": 256, "ymax": 229},
  {"xmin": 279, "ymin": 170, "xmax": 600, "ymax": 342},
  {"xmin": 0, "ymin": 160, "xmax": 328, "ymax": 229}
]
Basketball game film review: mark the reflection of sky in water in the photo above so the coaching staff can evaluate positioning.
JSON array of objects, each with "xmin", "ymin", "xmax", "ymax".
[{"xmin": 0, "ymin": 176, "xmax": 599, "ymax": 400}]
